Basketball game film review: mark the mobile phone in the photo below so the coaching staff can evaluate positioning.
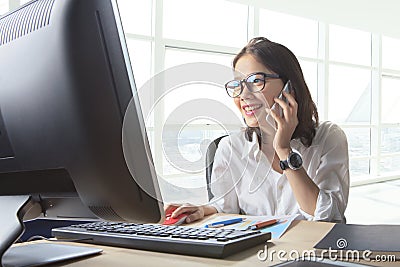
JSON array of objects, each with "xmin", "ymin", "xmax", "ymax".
[{"xmin": 273, "ymin": 80, "xmax": 293, "ymax": 118}]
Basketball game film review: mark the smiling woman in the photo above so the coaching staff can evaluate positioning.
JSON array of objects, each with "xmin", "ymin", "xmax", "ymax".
[{"xmin": 167, "ymin": 37, "xmax": 350, "ymax": 225}]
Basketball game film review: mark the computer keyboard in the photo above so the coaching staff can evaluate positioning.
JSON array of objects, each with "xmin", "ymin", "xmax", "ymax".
[{"xmin": 52, "ymin": 221, "xmax": 271, "ymax": 258}]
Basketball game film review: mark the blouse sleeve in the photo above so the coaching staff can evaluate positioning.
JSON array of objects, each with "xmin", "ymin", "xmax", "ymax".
[
  {"xmin": 208, "ymin": 138, "xmax": 240, "ymax": 214},
  {"xmin": 300, "ymin": 123, "xmax": 350, "ymax": 223}
]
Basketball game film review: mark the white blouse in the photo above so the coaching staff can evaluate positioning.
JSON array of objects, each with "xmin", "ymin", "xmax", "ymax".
[{"xmin": 209, "ymin": 121, "xmax": 350, "ymax": 223}]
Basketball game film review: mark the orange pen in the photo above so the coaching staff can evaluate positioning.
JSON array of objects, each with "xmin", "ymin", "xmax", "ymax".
[{"xmin": 249, "ymin": 219, "xmax": 278, "ymax": 230}]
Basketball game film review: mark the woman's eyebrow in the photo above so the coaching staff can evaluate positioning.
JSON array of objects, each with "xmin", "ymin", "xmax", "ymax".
[
  {"xmin": 233, "ymin": 73, "xmax": 247, "ymax": 80},
  {"xmin": 232, "ymin": 70, "xmax": 245, "ymax": 80}
]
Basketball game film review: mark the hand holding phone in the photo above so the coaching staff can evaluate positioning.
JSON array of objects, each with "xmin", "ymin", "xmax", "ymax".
[{"xmin": 264, "ymin": 80, "xmax": 297, "ymax": 154}]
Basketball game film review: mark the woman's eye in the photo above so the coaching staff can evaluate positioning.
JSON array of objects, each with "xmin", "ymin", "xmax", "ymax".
[{"xmin": 252, "ymin": 79, "xmax": 264, "ymax": 83}]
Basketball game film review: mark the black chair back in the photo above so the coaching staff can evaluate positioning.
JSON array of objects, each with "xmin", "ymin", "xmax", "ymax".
[{"xmin": 205, "ymin": 135, "xmax": 227, "ymax": 200}]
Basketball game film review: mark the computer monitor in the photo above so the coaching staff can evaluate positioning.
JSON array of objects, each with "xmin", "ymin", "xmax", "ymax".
[{"xmin": 0, "ymin": 0, "xmax": 163, "ymax": 263}]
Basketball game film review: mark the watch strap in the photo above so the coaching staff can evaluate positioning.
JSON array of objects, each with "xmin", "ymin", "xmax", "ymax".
[{"xmin": 279, "ymin": 159, "xmax": 289, "ymax": 170}]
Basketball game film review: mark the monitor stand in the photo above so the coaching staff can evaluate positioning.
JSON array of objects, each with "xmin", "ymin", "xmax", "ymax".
[{"xmin": 0, "ymin": 196, "xmax": 102, "ymax": 267}]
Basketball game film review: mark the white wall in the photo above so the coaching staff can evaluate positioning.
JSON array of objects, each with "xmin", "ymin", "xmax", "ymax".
[{"xmin": 229, "ymin": 0, "xmax": 400, "ymax": 38}]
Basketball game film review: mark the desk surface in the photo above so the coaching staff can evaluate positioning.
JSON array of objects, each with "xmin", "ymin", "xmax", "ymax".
[{"xmin": 22, "ymin": 217, "xmax": 398, "ymax": 267}]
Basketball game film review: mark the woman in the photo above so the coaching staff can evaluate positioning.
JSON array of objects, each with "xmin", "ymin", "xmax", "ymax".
[{"xmin": 167, "ymin": 37, "xmax": 349, "ymax": 223}]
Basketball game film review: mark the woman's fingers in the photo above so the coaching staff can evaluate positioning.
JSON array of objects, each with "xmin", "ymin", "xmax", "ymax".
[
  {"xmin": 164, "ymin": 203, "xmax": 178, "ymax": 211},
  {"xmin": 273, "ymin": 97, "xmax": 290, "ymax": 120},
  {"xmin": 185, "ymin": 209, "xmax": 204, "ymax": 223},
  {"xmin": 172, "ymin": 204, "xmax": 199, "ymax": 218},
  {"xmin": 267, "ymin": 103, "xmax": 283, "ymax": 124},
  {"xmin": 272, "ymin": 92, "xmax": 298, "ymax": 123},
  {"xmin": 284, "ymin": 91, "xmax": 298, "ymax": 109}
]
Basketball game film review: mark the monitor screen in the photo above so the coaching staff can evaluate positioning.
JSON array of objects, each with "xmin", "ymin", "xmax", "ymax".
[{"xmin": 0, "ymin": 0, "xmax": 163, "ymax": 252}]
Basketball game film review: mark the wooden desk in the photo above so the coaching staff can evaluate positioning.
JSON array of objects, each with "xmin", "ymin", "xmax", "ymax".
[{"xmin": 20, "ymin": 218, "xmax": 398, "ymax": 267}]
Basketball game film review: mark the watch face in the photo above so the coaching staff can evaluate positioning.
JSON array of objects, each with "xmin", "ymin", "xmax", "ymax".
[{"xmin": 288, "ymin": 152, "xmax": 303, "ymax": 169}]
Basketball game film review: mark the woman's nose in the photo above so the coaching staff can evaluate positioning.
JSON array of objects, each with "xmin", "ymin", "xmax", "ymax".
[{"xmin": 240, "ymin": 82, "xmax": 253, "ymax": 99}]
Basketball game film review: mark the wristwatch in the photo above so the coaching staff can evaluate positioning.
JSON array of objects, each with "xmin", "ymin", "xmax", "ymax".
[{"xmin": 279, "ymin": 150, "xmax": 303, "ymax": 171}]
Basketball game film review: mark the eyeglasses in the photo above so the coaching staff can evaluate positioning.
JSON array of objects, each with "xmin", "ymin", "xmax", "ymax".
[{"xmin": 225, "ymin": 72, "xmax": 280, "ymax": 98}]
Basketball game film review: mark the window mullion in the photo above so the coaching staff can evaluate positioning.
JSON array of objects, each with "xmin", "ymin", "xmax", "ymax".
[
  {"xmin": 247, "ymin": 5, "xmax": 258, "ymax": 40},
  {"xmin": 318, "ymin": 21, "xmax": 329, "ymax": 121},
  {"xmin": 370, "ymin": 33, "xmax": 382, "ymax": 177},
  {"xmin": 153, "ymin": 0, "xmax": 165, "ymax": 176}
]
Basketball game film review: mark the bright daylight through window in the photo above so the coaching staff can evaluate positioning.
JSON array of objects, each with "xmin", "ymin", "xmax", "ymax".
[{"xmin": 4, "ymin": 0, "xmax": 400, "ymax": 202}]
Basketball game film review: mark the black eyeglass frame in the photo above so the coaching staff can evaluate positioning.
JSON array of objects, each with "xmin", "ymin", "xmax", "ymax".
[{"xmin": 224, "ymin": 72, "xmax": 280, "ymax": 98}]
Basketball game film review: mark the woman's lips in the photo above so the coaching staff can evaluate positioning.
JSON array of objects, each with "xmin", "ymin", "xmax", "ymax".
[{"xmin": 242, "ymin": 104, "xmax": 263, "ymax": 116}]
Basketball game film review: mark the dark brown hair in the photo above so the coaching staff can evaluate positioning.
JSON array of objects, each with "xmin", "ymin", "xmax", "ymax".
[{"xmin": 234, "ymin": 37, "xmax": 319, "ymax": 147}]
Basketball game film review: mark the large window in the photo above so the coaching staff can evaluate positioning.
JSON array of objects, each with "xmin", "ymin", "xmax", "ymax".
[
  {"xmin": 5, "ymin": 0, "xmax": 400, "ymax": 202},
  {"xmin": 118, "ymin": 0, "xmax": 400, "ymax": 201}
]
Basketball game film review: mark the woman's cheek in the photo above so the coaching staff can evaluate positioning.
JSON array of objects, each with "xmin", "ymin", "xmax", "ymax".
[{"xmin": 233, "ymin": 98, "xmax": 241, "ymax": 111}]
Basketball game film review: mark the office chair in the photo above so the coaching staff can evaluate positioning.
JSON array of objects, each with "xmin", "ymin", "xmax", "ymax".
[{"xmin": 205, "ymin": 135, "xmax": 227, "ymax": 200}]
